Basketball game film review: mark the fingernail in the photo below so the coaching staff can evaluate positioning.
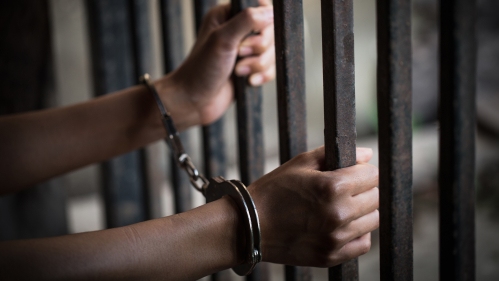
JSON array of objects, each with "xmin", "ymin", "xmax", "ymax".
[
  {"xmin": 250, "ymin": 74, "xmax": 264, "ymax": 86},
  {"xmin": 239, "ymin": 46, "xmax": 253, "ymax": 56},
  {"xmin": 236, "ymin": 65, "xmax": 251, "ymax": 76}
]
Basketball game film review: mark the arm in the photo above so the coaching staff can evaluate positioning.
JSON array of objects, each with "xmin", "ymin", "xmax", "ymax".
[
  {"xmin": 0, "ymin": 3, "xmax": 276, "ymax": 194},
  {"xmin": 0, "ymin": 147, "xmax": 379, "ymax": 280}
]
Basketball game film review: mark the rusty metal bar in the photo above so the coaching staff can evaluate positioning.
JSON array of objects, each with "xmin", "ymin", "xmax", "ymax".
[
  {"xmin": 192, "ymin": 1, "xmax": 230, "ymax": 280},
  {"xmin": 230, "ymin": 1, "xmax": 267, "ymax": 280},
  {"xmin": 273, "ymin": 0, "xmax": 310, "ymax": 280},
  {"xmin": 129, "ymin": 0, "xmax": 162, "ymax": 220},
  {"xmin": 193, "ymin": 0, "xmax": 226, "ymax": 183},
  {"xmin": 438, "ymin": 0, "xmax": 476, "ymax": 280},
  {"xmin": 321, "ymin": 0, "xmax": 358, "ymax": 280},
  {"xmin": 0, "ymin": 0, "xmax": 68, "ymax": 241},
  {"xmin": 376, "ymin": 0, "xmax": 413, "ymax": 280},
  {"xmin": 160, "ymin": 0, "xmax": 192, "ymax": 213},
  {"xmin": 87, "ymin": 0, "xmax": 148, "ymax": 228}
]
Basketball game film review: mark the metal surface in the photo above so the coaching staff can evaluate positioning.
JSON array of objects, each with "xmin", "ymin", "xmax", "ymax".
[
  {"xmin": 205, "ymin": 177, "xmax": 261, "ymax": 276},
  {"xmin": 376, "ymin": 0, "xmax": 413, "ymax": 280},
  {"xmin": 0, "ymin": 0, "xmax": 68, "ymax": 241},
  {"xmin": 321, "ymin": 0, "xmax": 357, "ymax": 279},
  {"xmin": 192, "ymin": 2, "xmax": 230, "ymax": 280},
  {"xmin": 438, "ymin": 0, "xmax": 477, "ymax": 280},
  {"xmin": 160, "ymin": 0, "xmax": 192, "ymax": 213},
  {"xmin": 273, "ymin": 0, "xmax": 310, "ymax": 280},
  {"xmin": 87, "ymin": 0, "xmax": 148, "ymax": 228},
  {"xmin": 129, "ymin": 0, "xmax": 161, "ymax": 220},
  {"xmin": 230, "ymin": 1, "xmax": 267, "ymax": 279}
]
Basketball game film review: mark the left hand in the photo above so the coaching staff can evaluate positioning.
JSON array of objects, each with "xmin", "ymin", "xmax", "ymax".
[{"xmin": 156, "ymin": 0, "xmax": 275, "ymax": 130}]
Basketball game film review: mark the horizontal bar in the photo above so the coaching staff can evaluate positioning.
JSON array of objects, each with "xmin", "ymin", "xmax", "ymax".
[
  {"xmin": 438, "ymin": 0, "xmax": 477, "ymax": 280},
  {"xmin": 321, "ymin": 0, "xmax": 358, "ymax": 279},
  {"xmin": 376, "ymin": 0, "xmax": 413, "ymax": 280}
]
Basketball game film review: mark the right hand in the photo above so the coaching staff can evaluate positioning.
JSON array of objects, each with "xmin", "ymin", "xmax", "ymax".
[{"xmin": 248, "ymin": 146, "xmax": 379, "ymax": 267}]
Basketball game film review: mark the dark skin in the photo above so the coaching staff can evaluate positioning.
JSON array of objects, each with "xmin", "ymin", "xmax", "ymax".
[{"xmin": 0, "ymin": 2, "xmax": 379, "ymax": 280}]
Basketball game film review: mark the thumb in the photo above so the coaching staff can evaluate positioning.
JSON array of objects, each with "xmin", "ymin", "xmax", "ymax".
[{"xmin": 218, "ymin": 6, "xmax": 274, "ymax": 47}]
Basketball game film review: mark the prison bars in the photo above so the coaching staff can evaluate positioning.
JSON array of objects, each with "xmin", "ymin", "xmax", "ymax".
[
  {"xmin": 320, "ymin": 0, "xmax": 359, "ymax": 280},
  {"xmin": 273, "ymin": 1, "xmax": 311, "ymax": 281},
  {"xmin": 159, "ymin": 0, "xmax": 193, "ymax": 214},
  {"xmin": 87, "ymin": 0, "xmax": 151, "ymax": 228},
  {"xmin": 376, "ymin": 0, "xmax": 413, "ymax": 281},
  {"xmin": 84, "ymin": 0, "xmax": 477, "ymax": 280},
  {"xmin": 439, "ymin": 0, "xmax": 476, "ymax": 280}
]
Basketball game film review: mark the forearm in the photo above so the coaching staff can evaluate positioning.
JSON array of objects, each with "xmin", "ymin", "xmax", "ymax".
[
  {"xmin": 0, "ymin": 197, "xmax": 242, "ymax": 281},
  {"xmin": 0, "ymin": 75, "xmax": 192, "ymax": 193}
]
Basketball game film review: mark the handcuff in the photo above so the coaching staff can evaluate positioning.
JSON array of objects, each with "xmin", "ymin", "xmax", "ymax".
[{"xmin": 140, "ymin": 74, "xmax": 262, "ymax": 276}]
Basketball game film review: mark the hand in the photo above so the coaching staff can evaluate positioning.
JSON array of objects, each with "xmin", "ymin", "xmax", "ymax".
[
  {"xmin": 156, "ymin": 1, "xmax": 275, "ymax": 130},
  {"xmin": 248, "ymin": 147, "xmax": 379, "ymax": 267}
]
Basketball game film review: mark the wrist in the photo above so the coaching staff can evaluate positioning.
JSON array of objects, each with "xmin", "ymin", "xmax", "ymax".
[{"xmin": 152, "ymin": 73, "xmax": 201, "ymax": 131}]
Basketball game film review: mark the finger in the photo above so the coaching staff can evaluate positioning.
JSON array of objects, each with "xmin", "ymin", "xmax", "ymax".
[
  {"xmin": 218, "ymin": 6, "xmax": 274, "ymax": 47},
  {"xmin": 350, "ymin": 187, "xmax": 379, "ymax": 219},
  {"xmin": 326, "ymin": 163, "xmax": 379, "ymax": 196},
  {"xmin": 356, "ymin": 147, "xmax": 373, "ymax": 164},
  {"xmin": 239, "ymin": 24, "xmax": 274, "ymax": 56},
  {"xmin": 340, "ymin": 209, "xmax": 379, "ymax": 242},
  {"xmin": 235, "ymin": 45, "xmax": 275, "ymax": 76},
  {"xmin": 259, "ymin": 0, "xmax": 273, "ymax": 6},
  {"xmin": 249, "ymin": 64, "xmax": 275, "ymax": 86},
  {"xmin": 333, "ymin": 232, "xmax": 372, "ymax": 264}
]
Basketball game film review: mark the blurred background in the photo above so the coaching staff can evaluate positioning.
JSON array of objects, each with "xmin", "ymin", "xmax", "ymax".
[{"xmin": 1, "ymin": 0, "xmax": 498, "ymax": 280}]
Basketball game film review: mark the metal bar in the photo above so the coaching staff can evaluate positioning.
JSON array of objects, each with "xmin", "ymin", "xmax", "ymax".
[
  {"xmin": 321, "ymin": 0, "xmax": 358, "ymax": 280},
  {"xmin": 231, "ymin": 1, "xmax": 267, "ymax": 280},
  {"xmin": 438, "ymin": 0, "xmax": 476, "ymax": 280},
  {"xmin": 129, "ymin": 0, "xmax": 162, "ymax": 220},
  {"xmin": 273, "ymin": 0, "xmax": 310, "ymax": 280},
  {"xmin": 192, "ymin": 0, "xmax": 231, "ymax": 278},
  {"xmin": 0, "ymin": 0, "xmax": 68, "ymax": 241},
  {"xmin": 160, "ymin": 0, "xmax": 192, "ymax": 214},
  {"xmin": 376, "ymin": 0, "xmax": 413, "ymax": 280},
  {"xmin": 87, "ymin": 0, "xmax": 148, "ymax": 228}
]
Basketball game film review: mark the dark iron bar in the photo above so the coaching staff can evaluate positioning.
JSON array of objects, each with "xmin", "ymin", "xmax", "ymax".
[
  {"xmin": 376, "ymin": 0, "xmax": 413, "ymax": 280},
  {"xmin": 160, "ymin": 0, "xmax": 192, "ymax": 214},
  {"xmin": 321, "ymin": 0, "xmax": 358, "ymax": 280},
  {"xmin": 129, "ymin": 0, "xmax": 161, "ymax": 220},
  {"xmin": 231, "ymin": 1, "xmax": 267, "ymax": 280},
  {"xmin": 438, "ymin": 0, "xmax": 477, "ymax": 280},
  {"xmin": 193, "ymin": 0, "xmax": 227, "ymax": 183},
  {"xmin": 0, "ymin": 0, "xmax": 68, "ymax": 241},
  {"xmin": 273, "ymin": 0, "xmax": 310, "ymax": 280},
  {"xmin": 192, "ymin": 1, "xmax": 230, "ymax": 280},
  {"xmin": 87, "ymin": 0, "xmax": 148, "ymax": 228}
]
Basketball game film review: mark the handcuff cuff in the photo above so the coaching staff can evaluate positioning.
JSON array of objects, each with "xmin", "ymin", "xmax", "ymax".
[{"xmin": 139, "ymin": 74, "xmax": 262, "ymax": 276}]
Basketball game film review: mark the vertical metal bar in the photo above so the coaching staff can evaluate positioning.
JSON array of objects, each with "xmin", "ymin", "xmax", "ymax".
[
  {"xmin": 438, "ymin": 0, "xmax": 476, "ymax": 280},
  {"xmin": 376, "ymin": 0, "xmax": 413, "ymax": 280},
  {"xmin": 129, "ymin": 0, "xmax": 162, "ymax": 220},
  {"xmin": 0, "ymin": 0, "xmax": 68, "ymax": 241},
  {"xmin": 321, "ymin": 0, "xmax": 358, "ymax": 280},
  {"xmin": 231, "ymin": 1, "xmax": 267, "ymax": 280},
  {"xmin": 87, "ymin": 0, "xmax": 148, "ymax": 228},
  {"xmin": 274, "ymin": 0, "xmax": 310, "ymax": 281},
  {"xmin": 160, "ymin": 0, "xmax": 192, "ymax": 214},
  {"xmin": 192, "ymin": 1, "xmax": 229, "ymax": 280}
]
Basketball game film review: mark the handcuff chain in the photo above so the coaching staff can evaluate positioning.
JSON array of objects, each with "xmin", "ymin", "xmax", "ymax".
[{"xmin": 140, "ymin": 74, "xmax": 209, "ymax": 193}]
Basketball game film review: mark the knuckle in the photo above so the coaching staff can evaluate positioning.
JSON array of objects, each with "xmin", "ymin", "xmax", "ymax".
[
  {"xmin": 241, "ymin": 8, "xmax": 254, "ymax": 22},
  {"xmin": 330, "ymin": 208, "xmax": 349, "ymax": 226}
]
